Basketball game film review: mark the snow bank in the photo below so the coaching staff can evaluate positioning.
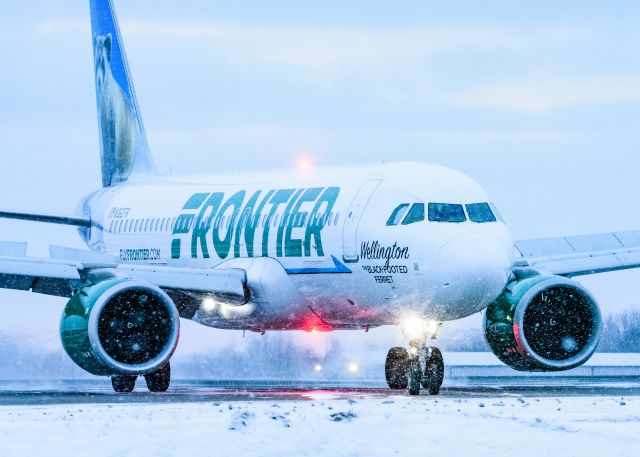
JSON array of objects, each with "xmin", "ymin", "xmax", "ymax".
[{"xmin": 0, "ymin": 395, "xmax": 638, "ymax": 456}]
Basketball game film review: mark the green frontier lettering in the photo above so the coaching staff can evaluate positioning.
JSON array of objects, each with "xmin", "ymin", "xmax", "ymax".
[
  {"xmin": 213, "ymin": 190, "xmax": 245, "ymax": 259},
  {"xmin": 172, "ymin": 186, "xmax": 341, "ymax": 260},
  {"xmin": 234, "ymin": 190, "xmax": 274, "ymax": 258},
  {"xmin": 277, "ymin": 189, "xmax": 303, "ymax": 257},
  {"xmin": 191, "ymin": 192, "xmax": 222, "ymax": 259},
  {"xmin": 262, "ymin": 189, "xmax": 295, "ymax": 257},
  {"xmin": 172, "ymin": 193, "xmax": 209, "ymax": 259},
  {"xmin": 285, "ymin": 187, "xmax": 323, "ymax": 257},
  {"xmin": 305, "ymin": 187, "xmax": 340, "ymax": 257}
]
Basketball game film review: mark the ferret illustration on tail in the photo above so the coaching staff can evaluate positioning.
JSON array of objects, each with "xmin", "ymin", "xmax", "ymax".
[{"xmin": 94, "ymin": 34, "xmax": 135, "ymax": 186}]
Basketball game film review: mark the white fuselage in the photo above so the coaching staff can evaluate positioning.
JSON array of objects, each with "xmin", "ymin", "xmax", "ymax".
[{"xmin": 80, "ymin": 162, "xmax": 514, "ymax": 331}]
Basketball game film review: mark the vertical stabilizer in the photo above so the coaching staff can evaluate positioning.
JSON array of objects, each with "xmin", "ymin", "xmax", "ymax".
[{"xmin": 90, "ymin": 0, "xmax": 157, "ymax": 187}]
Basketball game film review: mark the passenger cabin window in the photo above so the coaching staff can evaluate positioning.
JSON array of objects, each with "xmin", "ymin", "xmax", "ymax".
[
  {"xmin": 174, "ymin": 215, "xmax": 193, "ymax": 234},
  {"xmin": 466, "ymin": 203, "xmax": 497, "ymax": 223},
  {"xmin": 386, "ymin": 204, "xmax": 410, "ymax": 226},
  {"xmin": 428, "ymin": 203, "xmax": 466, "ymax": 223},
  {"xmin": 402, "ymin": 203, "xmax": 425, "ymax": 225}
]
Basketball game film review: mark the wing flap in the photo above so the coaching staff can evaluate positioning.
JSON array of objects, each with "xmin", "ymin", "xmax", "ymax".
[
  {"xmin": 0, "ymin": 241, "xmax": 27, "ymax": 257},
  {"xmin": 0, "ymin": 256, "xmax": 81, "ymax": 297},
  {"xmin": 0, "ymin": 257, "xmax": 81, "ymax": 280}
]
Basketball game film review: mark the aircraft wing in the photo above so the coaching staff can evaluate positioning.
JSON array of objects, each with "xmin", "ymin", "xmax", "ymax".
[
  {"xmin": 0, "ymin": 242, "xmax": 248, "ymax": 304},
  {"xmin": 513, "ymin": 230, "xmax": 640, "ymax": 277}
]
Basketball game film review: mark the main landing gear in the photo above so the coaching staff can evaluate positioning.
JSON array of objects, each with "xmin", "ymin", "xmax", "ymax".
[
  {"xmin": 385, "ymin": 319, "xmax": 445, "ymax": 396},
  {"xmin": 110, "ymin": 362, "xmax": 171, "ymax": 393}
]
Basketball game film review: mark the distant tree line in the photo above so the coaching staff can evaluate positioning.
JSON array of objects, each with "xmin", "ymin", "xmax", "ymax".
[
  {"xmin": 597, "ymin": 311, "xmax": 640, "ymax": 352},
  {"xmin": 1, "ymin": 310, "xmax": 639, "ymax": 380},
  {"xmin": 437, "ymin": 310, "xmax": 640, "ymax": 353}
]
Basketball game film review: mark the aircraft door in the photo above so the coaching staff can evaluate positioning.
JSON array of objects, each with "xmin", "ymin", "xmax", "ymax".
[{"xmin": 342, "ymin": 179, "xmax": 382, "ymax": 262}]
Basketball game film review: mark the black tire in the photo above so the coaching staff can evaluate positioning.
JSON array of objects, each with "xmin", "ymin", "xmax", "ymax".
[
  {"xmin": 424, "ymin": 347, "xmax": 445, "ymax": 395},
  {"xmin": 112, "ymin": 375, "xmax": 137, "ymax": 393},
  {"xmin": 144, "ymin": 362, "xmax": 171, "ymax": 393},
  {"xmin": 408, "ymin": 359, "xmax": 421, "ymax": 396},
  {"xmin": 385, "ymin": 347, "xmax": 409, "ymax": 390}
]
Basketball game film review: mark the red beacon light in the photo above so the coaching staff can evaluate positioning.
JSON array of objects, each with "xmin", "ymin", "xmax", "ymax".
[
  {"xmin": 294, "ymin": 154, "xmax": 315, "ymax": 172},
  {"xmin": 301, "ymin": 314, "xmax": 333, "ymax": 333}
]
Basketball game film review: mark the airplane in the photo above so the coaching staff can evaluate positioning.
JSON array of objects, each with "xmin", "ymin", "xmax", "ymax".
[{"xmin": 1, "ymin": 0, "xmax": 639, "ymax": 395}]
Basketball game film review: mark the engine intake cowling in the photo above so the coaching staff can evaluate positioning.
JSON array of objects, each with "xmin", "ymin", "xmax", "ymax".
[
  {"xmin": 484, "ymin": 275, "xmax": 601, "ymax": 371},
  {"xmin": 60, "ymin": 279, "xmax": 179, "ymax": 376}
]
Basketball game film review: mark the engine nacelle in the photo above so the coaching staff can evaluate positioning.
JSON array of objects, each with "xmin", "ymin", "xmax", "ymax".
[
  {"xmin": 60, "ymin": 279, "xmax": 180, "ymax": 376},
  {"xmin": 484, "ymin": 275, "xmax": 601, "ymax": 371}
]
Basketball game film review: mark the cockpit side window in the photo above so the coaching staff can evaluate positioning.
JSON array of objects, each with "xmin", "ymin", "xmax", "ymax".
[
  {"xmin": 402, "ymin": 203, "xmax": 425, "ymax": 225},
  {"xmin": 490, "ymin": 203, "xmax": 505, "ymax": 223},
  {"xmin": 428, "ymin": 203, "xmax": 466, "ymax": 223},
  {"xmin": 386, "ymin": 204, "xmax": 410, "ymax": 226},
  {"xmin": 466, "ymin": 203, "xmax": 497, "ymax": 223}
]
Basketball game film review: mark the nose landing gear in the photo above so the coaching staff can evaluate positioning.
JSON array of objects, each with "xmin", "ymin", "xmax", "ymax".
[{"xmin": 385, "ymin": 342, "xmax": 445, "ymax": 396}]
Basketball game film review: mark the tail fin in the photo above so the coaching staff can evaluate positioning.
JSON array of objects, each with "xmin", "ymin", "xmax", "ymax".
[{"xmin": 90, "ymin": 0, "xmax": 157, "ymax": 187}]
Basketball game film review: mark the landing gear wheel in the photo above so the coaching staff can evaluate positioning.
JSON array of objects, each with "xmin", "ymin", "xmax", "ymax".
[
  {"xmin": 423, "ymin": 347, "xmax": 444, "ymax": 395},
  {"xmin": 111, "ymin": 375, "xmax": 137, "ymax": 393},
  {"xmin": 408, "ymin": 357, "xmax": 422, "ymax": 396},
  {"xmin": 144, "ymin": 362, "xmax": 171, "ymax": 392},
  {"xmin": 385, "ymin": 347, "xmax": 409, "ymax": 389}
]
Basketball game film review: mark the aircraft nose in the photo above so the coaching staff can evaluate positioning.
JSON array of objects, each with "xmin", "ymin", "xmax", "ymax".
[
  {"xmin": 440, "ymin": 235, "xmax": 511, "ymax": 271},
  {"xmin": 436, "ymin": 235, "xmax": 512, "ymax": 310}
]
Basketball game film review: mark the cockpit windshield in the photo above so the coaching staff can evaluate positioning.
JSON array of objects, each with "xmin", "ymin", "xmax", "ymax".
[
  {"xmin": 428, "ymin": 203, "xmax": 466, "ymax": 223},
  {"xmin": 387, "ymin": 201, "xmax": 500, "ymax": 225},
  {"xmin": 466, "ymin": 203, "xmax": 497, "ymax": 223}
]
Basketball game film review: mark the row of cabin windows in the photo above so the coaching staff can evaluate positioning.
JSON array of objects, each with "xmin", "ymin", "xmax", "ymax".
[
  {"xmin": 108, "ymin": 217, "xmax": 177, "ymax": 234},
  {"xmin": 386, "ymin": 202, "xmax": 501, "ymax": 226},
  {"xmin": 107, "ymin": 211, "xmax": 342, "ymax": 235}
]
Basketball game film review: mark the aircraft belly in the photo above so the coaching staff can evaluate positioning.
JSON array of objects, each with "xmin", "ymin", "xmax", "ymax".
[{"xmin": 190, "ymin": 259, "xmax": 505, "ymax": 330}]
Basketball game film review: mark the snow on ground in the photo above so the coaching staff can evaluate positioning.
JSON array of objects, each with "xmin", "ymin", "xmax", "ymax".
[{"xmin": 0, "ymin": 395, "xmax": 639, "ymax": 457}]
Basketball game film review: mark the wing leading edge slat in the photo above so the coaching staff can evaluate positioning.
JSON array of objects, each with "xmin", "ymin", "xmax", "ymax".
[{"xmin": 515, "ymin": 229, "xmax": 640, "ymax": 277}]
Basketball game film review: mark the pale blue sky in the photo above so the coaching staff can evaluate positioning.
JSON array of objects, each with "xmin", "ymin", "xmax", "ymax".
[{"xmin": 1, "ymin": 1, "xmax": 640, "ymax": 355}]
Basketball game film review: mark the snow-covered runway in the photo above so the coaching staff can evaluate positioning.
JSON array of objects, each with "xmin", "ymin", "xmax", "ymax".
[{"xmin": 1, "ymin": 393, "xmax": 638, "ymax": 457}]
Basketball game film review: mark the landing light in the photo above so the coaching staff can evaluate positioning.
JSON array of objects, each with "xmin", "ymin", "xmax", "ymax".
[
  {"xmin": 400, "ymin": 315, "xmax": 438, "ymax": 340},
  {"xmin": 202, "ymin": 297, "xmax": 217, "ymax": 312},
  {"xmin": 314, "ymin": 364, "xmax": 323, "ymax": 372},
  {"xmin": 348, "ymin": 363, "xmax": 359, "ymax": 374}
]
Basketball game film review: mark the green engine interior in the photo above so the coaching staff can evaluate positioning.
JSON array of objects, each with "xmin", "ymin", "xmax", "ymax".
[
  {"xmin": 484, "ymin": 275, "xmax": 599, "ymax": 372},
  {"xmin": 60, "ymin": 279, "xmax": 128, "ymax": 375},
  {"xmin": 60, "ymin": 278, "xmax": 175, "ymax": 376}
]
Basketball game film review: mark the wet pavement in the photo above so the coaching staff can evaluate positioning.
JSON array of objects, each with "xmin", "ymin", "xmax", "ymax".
[{"xmin": 0, "ymin": 378, "xmax": 639, "ymax": 405}]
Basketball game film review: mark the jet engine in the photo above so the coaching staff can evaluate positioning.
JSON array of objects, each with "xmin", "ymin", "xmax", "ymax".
[
  {"xmin": 60, "ymin": 279, "xmax": 179, "ymax": 376},
  {"xmin": 483, "ymin": 275, "xmax": 601, "ymax": 371}
]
